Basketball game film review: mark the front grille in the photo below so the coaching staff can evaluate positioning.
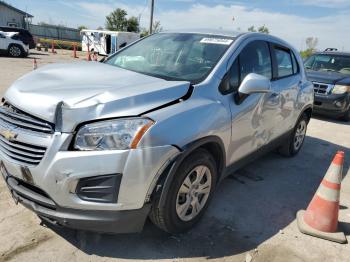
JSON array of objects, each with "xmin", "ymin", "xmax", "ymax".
[
  {"xmin": 0, "ymin": 135, "xmax": 46, "ymax": 165},
  {"xmin": 0, "ymin": 103, "xmax": 52, "ymax": 166},
  {"xmin": 313, "ymin": 82, "xmax": 332, "ymax": 95},
  {"xmin": 0, "ymin": 103, "xmax": 54, "ymax": 134}
]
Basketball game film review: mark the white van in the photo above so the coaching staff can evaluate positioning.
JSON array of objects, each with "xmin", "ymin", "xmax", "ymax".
[{"xmin": 81, "ymin": 29, "xmax": 140, "ymax": 56}]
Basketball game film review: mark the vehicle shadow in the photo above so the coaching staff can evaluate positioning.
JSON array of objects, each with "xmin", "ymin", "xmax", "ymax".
[
  {"xmin": 44, "ymin": 135, "xmax": 350, "ymax": 260},
  {"xmin": 29, "ymin": 52, "xmax": 49, "ymax": 56},
  {"xmin": 312, "ymin": 114, "xmax": 350, "ymax": 126}
]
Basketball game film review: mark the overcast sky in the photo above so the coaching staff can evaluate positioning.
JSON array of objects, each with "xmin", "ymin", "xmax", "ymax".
[{"xmin": 7, "ymin": 0, "xmax": 350, "ymax": 51}]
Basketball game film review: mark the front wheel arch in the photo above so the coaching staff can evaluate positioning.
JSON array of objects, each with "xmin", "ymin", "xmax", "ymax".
[
  {"xmin": 150, "ymin": 136, "xmax": 226, "ymax": 209},
  {"xmin": 149, "ymin": 148, "xmax": 218, "ymax": 233}
]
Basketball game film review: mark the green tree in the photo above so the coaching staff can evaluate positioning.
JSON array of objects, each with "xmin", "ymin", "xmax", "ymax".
[
  {"xmin": 248, "ymin": 25, "xmax": 269, "ymax": 34},
  {"xmin": 300, "ymin": 37, "xmax": 318, "ymax": 59},
  {"xmin": 106, "ymin": 8, "xmax": 128, "ymax": 31},
  {"xmin": 105, "ymin": 8, "xmax": 139, "ymax": 32},
  {"xmin": 152, "ymin": 21, "xmax": 163, "ymax": 33},
  {"xmin": 305, "ymin": 37, "xmax": 318, "ymax": 51},
  {"xmin": 248, "ymin": 26, "xmax": 256, "ymax": 32},
  {"xmin": 257, "ymin": 25, "xmax": 269, "ymax": 34},
  {"xmin": 77, "ymin": 25, "xmax": 88, "ymax": 31},
  {"xmin": 140, "ymin": 21, "xmax": 163, "ymax": 37},
  {"xmin": 127, "ymin": 16, "xmax": 140, "ymax": 32},
  {"xmin": 300, "ymin": 49, "xmax": 314, "ymax": 59}
]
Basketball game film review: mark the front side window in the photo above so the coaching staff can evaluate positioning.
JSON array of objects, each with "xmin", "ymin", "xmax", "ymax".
[
  {"xmin": 222, "ymin": 41, "xmax": 272, "ymax": 95},
  {"xmin": 240, "ymin": 41, "xmax": 272, "ymax": 80},
  {"xmin": 105, "ymin": 33, "xmax": 235, "ymax": 84},
  {"xmin": 275, "ymin": 48, "xmax": 294, "ymax": 78}
]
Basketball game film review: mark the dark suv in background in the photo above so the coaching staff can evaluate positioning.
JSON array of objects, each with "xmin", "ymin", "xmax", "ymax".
[
  {"xmin": 0, "ymin": 27, "xmax": 35, "ymax": 49},
  {"xmin": 305, "ymin": 49, "xmax": 350, "ymax": 121}
]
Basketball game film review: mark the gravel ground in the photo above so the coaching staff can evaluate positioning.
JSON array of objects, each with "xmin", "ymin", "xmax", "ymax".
[{"xmin": 0, "ymin": 50, "xmax": 349, "ymax": 262}]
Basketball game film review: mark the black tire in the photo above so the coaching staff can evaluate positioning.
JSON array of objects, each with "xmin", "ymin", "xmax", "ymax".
[
  {"xmin": 340, "ymin": 108, "xmax": 350, "ymax": 122},
  {"xmin": 8, "ymin": 44, "xmax": 23, "ymax": 57},
  {"xmin": 278, "ymin": 113, "xmax": 308, "ymax": 157},
  {"xmin": 149, "ymin": 148, "xmax": 217, "ymax": 233}
]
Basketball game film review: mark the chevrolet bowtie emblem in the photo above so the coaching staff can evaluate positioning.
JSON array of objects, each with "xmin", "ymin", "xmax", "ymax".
[{"xmin": 0, "ymin": 129, "xmax": 18, "ymax": 141}]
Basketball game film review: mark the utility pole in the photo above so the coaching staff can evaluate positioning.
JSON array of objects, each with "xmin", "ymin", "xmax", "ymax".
[{"xmin": 149, "ymin": 0, "xmax": 154, "ymax": 34}]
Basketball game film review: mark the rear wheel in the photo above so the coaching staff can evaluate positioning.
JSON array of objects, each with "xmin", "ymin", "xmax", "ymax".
[
  {"xmin": 278, "ymin": 113, "xmax": 308, "ymax": 157},
  {"xmin": 149, "ymin": 149, "xmax": 217, "ymax": 233},
  {"xmin": 8, "ymin": 45, "xmax": 23, "ymax": 57}
]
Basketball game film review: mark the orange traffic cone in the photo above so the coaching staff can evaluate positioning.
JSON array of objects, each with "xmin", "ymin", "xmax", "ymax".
[
  {"xmin": 51, "ymin": 40, "xmax": 56, "ymax": 54},
  {"xmin": 297, "ymin": 151, "xmax": 346, "ymax": 243},
  {"xmin": 33, "ymin": 58, "xmax": 37, "ymax": 70},
  {"xmin": 73, "ymin": 43, "xmax": 78, "ymax": 58},
  {"xmin": 87, "ymin": 43, "xmax": 91, "ymax": 61}
]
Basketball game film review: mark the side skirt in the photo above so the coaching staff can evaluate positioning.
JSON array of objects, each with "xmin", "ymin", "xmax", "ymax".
[{"xmin": 222, "ymin": 130, "xmax": 293, "ymax": 179}]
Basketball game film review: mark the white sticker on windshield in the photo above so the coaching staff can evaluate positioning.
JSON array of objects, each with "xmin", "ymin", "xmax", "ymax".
[{"xmin": 200, "ymin": 38, "xmax": 233, "ymax": 45}]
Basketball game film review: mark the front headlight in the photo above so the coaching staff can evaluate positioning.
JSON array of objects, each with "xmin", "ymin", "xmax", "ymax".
[
  {"xmin": 74, "ymin": 118, "xmax": 154, "ymax": 151},
  {"xmin": 332, "ymin": 85, "xmax": 350, "ymax": 95}
]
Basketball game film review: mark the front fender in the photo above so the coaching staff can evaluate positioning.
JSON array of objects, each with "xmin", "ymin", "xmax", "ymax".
[{"xmin": 140, "ymin": 100, "xmax": 231, "ymax": 162}]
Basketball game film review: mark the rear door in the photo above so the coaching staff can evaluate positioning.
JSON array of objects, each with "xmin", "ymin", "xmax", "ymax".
[{"xmin": 270, "ymin": 44, "xmax": 301, "ymax": 135}]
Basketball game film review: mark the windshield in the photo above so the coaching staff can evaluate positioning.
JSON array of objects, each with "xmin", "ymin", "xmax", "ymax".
[
  {"xmin": 105, "ymin": 33, "xmax": 235, "ymax": 83},
  {"xmin": 305, "ymin": 54, "xmax": 350, "ymax": 75}
]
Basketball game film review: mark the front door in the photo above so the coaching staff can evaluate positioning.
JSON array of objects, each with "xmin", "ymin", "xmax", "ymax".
[{"xmin": 220, "ymin": 40, "xmax": 280, "ymax": 165}]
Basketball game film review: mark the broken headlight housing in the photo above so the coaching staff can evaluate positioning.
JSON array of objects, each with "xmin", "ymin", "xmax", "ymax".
[{"xmin": 74, "ymin": 118, "xmax": 154, "ymax": 151}]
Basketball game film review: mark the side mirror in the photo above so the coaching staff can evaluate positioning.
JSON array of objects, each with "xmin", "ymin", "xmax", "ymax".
[{"xmin": 238, "ymin": 73, "xmax": 271, "ymax": 95}]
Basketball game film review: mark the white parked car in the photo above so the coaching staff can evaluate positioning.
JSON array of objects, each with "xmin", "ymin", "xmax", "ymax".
[{"xmin": 0, "ymin": 31, "xmax": 29, "ymax": 57}]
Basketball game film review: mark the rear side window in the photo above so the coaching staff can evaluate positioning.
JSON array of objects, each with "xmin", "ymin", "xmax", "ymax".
[
  {"xmin": 240, "ymin": 41, "xmax": 272, "ymax": 80},
  {"xmin": 274, "ymin": 48, "xmax": 293, "ymax": 78}
]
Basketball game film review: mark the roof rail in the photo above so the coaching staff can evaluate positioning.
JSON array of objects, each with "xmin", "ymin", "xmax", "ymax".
[{"xmin": 324, "ymin": 48, "xmax": 338, "ymax": 52}]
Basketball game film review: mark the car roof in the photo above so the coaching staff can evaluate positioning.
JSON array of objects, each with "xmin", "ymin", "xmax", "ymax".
[
  {"xmin": 160, "ymin": 28, "xmax": 243, "ymax": 38},
  {"xmin": 314, "ymin": 51, "xmax": 350, "ymax": 57},
  {"xmin": 0, "ymin": 26, "xmax": 22, "ymax": 31}
]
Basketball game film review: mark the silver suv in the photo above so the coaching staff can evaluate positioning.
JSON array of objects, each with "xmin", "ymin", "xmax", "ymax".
[{"xmin": 0, "ymin": 30, "xmax": 313, "ymax": 234}]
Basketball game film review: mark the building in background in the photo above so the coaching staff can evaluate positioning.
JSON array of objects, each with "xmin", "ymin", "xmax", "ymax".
[{"xmin": 0, "ymin": 1, "xmax": 33, "ymax": 28}]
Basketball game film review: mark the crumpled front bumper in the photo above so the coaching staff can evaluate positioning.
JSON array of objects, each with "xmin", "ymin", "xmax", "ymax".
[
  {"xmin": 2, "ymin": 167, "xmax": 151, "ymax": 233},
  {"xmin": 0, "ymin": 131, "xmax": 179, "ymax": 233}
]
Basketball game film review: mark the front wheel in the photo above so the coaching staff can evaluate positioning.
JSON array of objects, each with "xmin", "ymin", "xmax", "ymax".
[
  {"xmin": 278, "ymin": 113, "xmax": 308, "ymax": 157},
  {"xmin": 149, "ymin": 149, "xmax": 217, "ymax": 233}
]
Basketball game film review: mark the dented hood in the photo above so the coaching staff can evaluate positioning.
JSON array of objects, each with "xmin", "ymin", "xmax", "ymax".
[{"xmin": 5, "ymin": 62, "xmax": 190, "ymax": 131}]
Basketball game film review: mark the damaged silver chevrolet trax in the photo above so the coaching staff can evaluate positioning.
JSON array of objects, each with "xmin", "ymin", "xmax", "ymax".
[{"xmin": 0, "ymin": 30, "xmax": 313, "ymax": 233}]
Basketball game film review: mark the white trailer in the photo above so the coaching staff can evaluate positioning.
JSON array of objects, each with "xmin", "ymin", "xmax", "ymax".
[{"xmin": 81, "ymin": 29, "xmax": 140, "ymax": 56}]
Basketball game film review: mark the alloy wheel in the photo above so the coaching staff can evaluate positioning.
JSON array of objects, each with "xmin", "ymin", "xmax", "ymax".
[
  {"xmin": 294, "ymin": 120, "xmax": 306, "ymax": 151},
  {"xmin": 176, "ymin": 165, "xmax": 212, "ymax": 222},
  {"xmin": 9, "ymin": 46, "xmax": 21, "ymax": 57}
]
